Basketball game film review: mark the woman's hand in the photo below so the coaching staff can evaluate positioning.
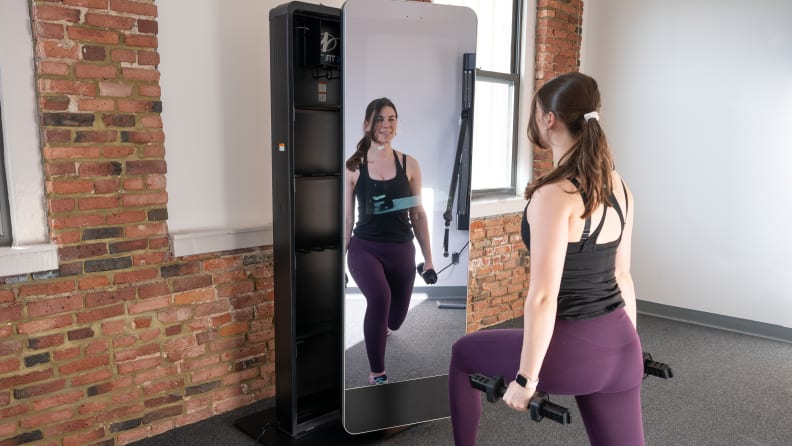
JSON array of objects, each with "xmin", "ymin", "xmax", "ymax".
[{"xmin": 502, "ymin": 380, "xmax": 537, "ymax": 412}]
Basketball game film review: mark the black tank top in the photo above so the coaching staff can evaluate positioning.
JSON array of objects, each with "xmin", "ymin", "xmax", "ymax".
[
  {"xmin": 353, "ymin": 151, "xmax": 415, "ymax": 243},
  {"xmin": 521, "ymin": 179, "xmax": 628, "ymax": 320}
]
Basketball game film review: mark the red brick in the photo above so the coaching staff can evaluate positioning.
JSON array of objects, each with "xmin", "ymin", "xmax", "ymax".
[
  {"xmin": 137, "ymin": 19, "xmax": 158, "ymax": 34},
  {"xmin": 113, "ymin": 266, "xmax": 158, "ymax": 285},
  {"xmin": 138, "ymin": 51, "xmax": 160, "ymax": 65},
  {"xmin": 0, "ymin": 370, "xmax": 53, "ymax": 391},
  {"xmin": 138, "ymin": 282, "xmax": 170, "ymax": 299},
  {"xmin": 51, "ymin": 178, "xmax": 94, "ymax": 194},
  {"xmin": 118, "ymin": 356, "xmax": 162, "ymax": 375},
  {"xmin": 111, "ymin": 48, "xmax": 136, "ymax": 63},
  {"xmin": 103, "ymin": 146, "xmax": 136, "ymax": 158},
  {"xmin": 98, "ymin": 80, "xmax": 133, "ymax": 97},
  {"xmin": 64, "ymin": 0, "xmax": 109, "ymax": 8},
  {"xmin": 63, "ymin": 428, "xmax": 105, "ymax": 446},
  {"xmin": 116, "ymin": 343, "xmax": 160, "ymax": 362},
  {"xmin": 75, "ymin": 303, "xmax": 125, "ymax": 323},
  {"xmin": 0, "ymin": 304, "xmax": 23, "ymax": 323},
  {"xmin": 107, "ymin": 210, "xmax": 146, "ymax": 224},
  {"xmin": 125, "ymin": 34, "xmax": 157, "ymax": 48},
  {"xmin": 41, "ymin": 95, "xmax": 71, "ymax": 111},
  {"xmin": 37, "ymin": 40, "xmax": 80, "ymax": 59},
  {"xmin": 121, "ymin": 67, "xmax": 160, "ymax": 82},
  {"xmin": 67, "ymin": 26, "xmax": 119, "ymax": 44},
  {"xmin": 16, "ymin": 315, "xmax": 73, "ymax": 335},
  {"xmin": 20, "ymin": 407, "xmax": 72, "ymax": 429},
  {"xmin": 35, "ymin": 21, "xmax": 66, "ymax": 40},
  {"xmin": 71, "ymin": 368, "xmax": 113, "ymax": 387},
  {"xmin": 0, "ymin": 358, "xmax": 20, "ymax": 375},
  {"xmin": 110, "ymin": 0, "xmax": 158, "ymax": 17},
  {"xmin": 59, "ymin": 354, "xmax": 110, "ymax": 375},
  {"xmin": 78, "ymin": 98, "xmax": 115, "ymax": 111},
  {"xmin": 127, "ymin": 295, "xmax": 171, "ymax": 314},
  {"xmin": 0, "ymin": 290, "xmax": 14, "ymax": 303},
  {"xmin": 31, "ymin": 390, "xmax": 85, "ymax": 412},
  {"xmin": 157, "ymin": 306, "xmax": 191, "ymax": 324},
  {"xmin": 140, "ymin": 115, "xmax": 163, "ymax": 128},
  {"xmin": 38, "ymin": 60, "xmax": 69, "ymax": 76},
  {"xmin": 35, "ymin": 5, "xmax": 81, "ymax": 22},
  {"xmin": 74, "ymin": 63, "xmax": 118, "ymax": 79},
  {"xmin": 26, "ymin": 294, "xmax": 83, "ymax": 318},
  {"xmin": 45, "ymin": 146, "xmax": 102, "ymax": 160},
  {"xmin": 85, "ymin": 12, "xmax": 135, "ymax": 30},
  {"xmin": 138, "ymin": 84, "xmax": 160, "ymax": 97},
  {"xmin": 125, "ymin": 223, "xmax": 167, "ymax": 238},
  {"xmin": 78, "ymin": 276, "xmax": 110, "ymax": 290},
  {"xmin": 101, "ymin": 320, "xmax": 126, "ymax": 335},
  {"xmin": 173, "ymin": 288, "xmax": 214, "ymax": 306}
]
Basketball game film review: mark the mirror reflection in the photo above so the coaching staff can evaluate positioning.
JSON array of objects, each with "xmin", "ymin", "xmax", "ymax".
[{"xmin": 342, "ymin": 0, "xmax": 477, "ymax": 389}]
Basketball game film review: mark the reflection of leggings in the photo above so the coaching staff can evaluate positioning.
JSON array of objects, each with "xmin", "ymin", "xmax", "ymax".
[
  {"xmin": 449, "ymin": 308, "xmax": 644, "ymax": 446},
  {"xmin": 347, "ymin": 236, "xmax": 416, "ymax": 373}
]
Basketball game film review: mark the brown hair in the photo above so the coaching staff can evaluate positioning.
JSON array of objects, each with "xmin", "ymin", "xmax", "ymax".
[
  {"xmin": 345, "ymin": 97, "xmax": 398, "ymax": 171},
  {"xmin": 525, "ymin": 72, "xmax": 614, "ymax": 218}
]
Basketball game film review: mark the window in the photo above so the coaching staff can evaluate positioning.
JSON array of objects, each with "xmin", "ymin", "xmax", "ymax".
[
  {"xmin": 434, "ymin": 0, "xmax": 522, "ymax": 196},
  {"xmin": 0, "ymin": 104, "xmax": 11, "ymax": 246}
]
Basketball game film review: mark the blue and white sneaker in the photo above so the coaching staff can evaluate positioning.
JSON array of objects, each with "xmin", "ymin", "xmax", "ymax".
[{"xmin": 368, "ymin": 374, "xmax": 388, "ymax": 385}]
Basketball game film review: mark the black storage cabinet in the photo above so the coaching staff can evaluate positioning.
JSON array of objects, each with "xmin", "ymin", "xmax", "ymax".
[{"xmin": 269, "ymin": 1, "xmax": 343, "ymax": 438}]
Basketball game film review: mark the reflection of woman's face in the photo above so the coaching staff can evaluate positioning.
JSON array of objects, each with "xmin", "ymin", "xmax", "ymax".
[{"xmin": 369, "ymin": 106, "xmax": 398, "ymax": 144}]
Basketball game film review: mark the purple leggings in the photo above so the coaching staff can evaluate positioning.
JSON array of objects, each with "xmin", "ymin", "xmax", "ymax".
[
  {"xmin": 347, "ymin": 237, "xmax": 416, "ymax": 374},
  {"xmin": 449, "ymin": 308, "xmax": 644, "ymax": 446}
]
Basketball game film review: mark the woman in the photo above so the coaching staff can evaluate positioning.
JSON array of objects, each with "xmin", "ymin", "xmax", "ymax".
[
  {"xmin": 345, "ymin": 97, "xmax": 435, "ymax": 385},
  {"xmin": 448, "ymin": 73, "xmax": 644, "ymax": 445}
]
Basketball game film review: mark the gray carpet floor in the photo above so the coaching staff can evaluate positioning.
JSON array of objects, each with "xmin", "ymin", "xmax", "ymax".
[
  {"xmin": 131, "ymin": 314, "xmax": 792, "ymax": 445},
  {"xmin": 344, "ymin": 292, "xmax": 467, "ymax": 388}
]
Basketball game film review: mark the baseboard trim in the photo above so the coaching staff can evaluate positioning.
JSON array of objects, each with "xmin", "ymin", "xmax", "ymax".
[
  {"xmin": 637, "ymin": 300, "xmax": 792, "ymax": 344},
  {"xmin": 347, "ymin": 286, "xmax": 466, "ymax": 299}
]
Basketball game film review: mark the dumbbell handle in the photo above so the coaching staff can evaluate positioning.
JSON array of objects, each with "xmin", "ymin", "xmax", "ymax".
[
  {"xmin": 468, "ymin": 374, "xmax": 571, "ymax": 425},
  {"xmin": 643, "ymin": 352, "xmax": 674, "ymax": 379}
]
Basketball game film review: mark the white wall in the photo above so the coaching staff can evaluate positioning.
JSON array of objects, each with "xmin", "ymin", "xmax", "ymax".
[
  {"xmin": 158, "ymin": 0, "xmax": 344, "ymax": 255},
  {"xmin": 581, "ymin": 0, "xmax": 792, "ymax": 327}
]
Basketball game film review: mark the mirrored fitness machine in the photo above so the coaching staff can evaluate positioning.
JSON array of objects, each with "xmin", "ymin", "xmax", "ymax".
[{"xmin": 235, "ymin": 1, "xmax": 476, "ymax": 444}]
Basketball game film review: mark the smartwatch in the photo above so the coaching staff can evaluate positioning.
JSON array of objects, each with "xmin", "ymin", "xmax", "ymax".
[{"xmin": 515, "ymin": 373, "xmax": 537, "ymax": 387}]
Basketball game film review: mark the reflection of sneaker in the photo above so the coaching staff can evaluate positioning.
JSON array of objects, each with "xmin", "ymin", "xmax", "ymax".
[
  {"xmin": 369, "ymin": 374, "xmax": 388, "ymax": 385},
  {"xmin": 386, "ymin": 328, "xmax": 393, "ymax": 336}
]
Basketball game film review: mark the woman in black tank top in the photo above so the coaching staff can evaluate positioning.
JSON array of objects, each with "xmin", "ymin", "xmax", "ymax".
[
  {"xmin": 344, "ymin": 98, "xmax": 435, "ymax": 385},
  {"xmin": 449, "ymin": 73, "xmax": 645, "ymax": 446}
]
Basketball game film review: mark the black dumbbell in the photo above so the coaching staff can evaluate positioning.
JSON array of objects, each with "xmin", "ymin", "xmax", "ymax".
[
  {"xmin": 468, "ymin": 373, "xmax": 571, "ymax": 425},
  {"xmin": 643, "ymin": 352, "xmax": 673, "ymax": 379},
  {"xmin": 416, "ymin": 262, "xmax": 437, "ymax": 284}
]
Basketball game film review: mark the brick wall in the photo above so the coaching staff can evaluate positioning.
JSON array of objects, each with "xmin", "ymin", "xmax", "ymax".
[
  {"xmin": 466, "ymin": 0, "xmax": 584, "ymax": 332},
  {"xmin": 1, "ymin": 1, "xmax": 276, "ymax": 445}
]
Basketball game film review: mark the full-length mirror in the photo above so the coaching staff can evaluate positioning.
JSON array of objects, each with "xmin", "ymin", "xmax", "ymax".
[{"xmin": 342, "ymin": 0, "xmax": 477, "ymax": 434}]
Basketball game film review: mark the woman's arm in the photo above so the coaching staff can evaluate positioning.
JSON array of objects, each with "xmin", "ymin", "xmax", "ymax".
[
  {"xmin": 502, "ymin": 183, "xmax": 571, "ymax": 411},
  {"xmin": 614, "ymin": 180, "xmax": 637, "ymax": 329},
  {"xmin": 406, "ymin": 156, "xmax": 434, "ymax": 270},
  {"xmin": 344, "ymin": 168, "xmax": 358, "ymax": 252}
]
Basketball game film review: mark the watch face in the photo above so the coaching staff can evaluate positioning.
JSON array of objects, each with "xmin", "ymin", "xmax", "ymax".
[{"xmin": 516, "ymin": 373, "xmax": 527, "ymax": 387}]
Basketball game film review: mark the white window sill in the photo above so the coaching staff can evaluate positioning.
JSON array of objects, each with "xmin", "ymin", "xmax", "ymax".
[
  {"xmin": 0, "ymin": 244, "xmax": 60, "ymax": 278},
  {"xmin": 470, "ymin": 195, "xmax": 526, "ymax": 219},
  {"xmin": 170, "ymin": 225, "xmax": 274, "ymax": 258}
]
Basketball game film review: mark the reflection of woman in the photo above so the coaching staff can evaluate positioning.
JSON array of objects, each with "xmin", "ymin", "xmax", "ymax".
[
  {"xmin": 345, "ymin": 97, "xmax": 434, "ymax": 385},
  {"xmin": 449, "ymin": 73, "xmax": 644, "ymax": 445}
]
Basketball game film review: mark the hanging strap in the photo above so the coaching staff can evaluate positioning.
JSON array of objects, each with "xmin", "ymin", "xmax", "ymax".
[{"xmin": 570, "ymin": 178, "xmax": 592, "ymax": 241}]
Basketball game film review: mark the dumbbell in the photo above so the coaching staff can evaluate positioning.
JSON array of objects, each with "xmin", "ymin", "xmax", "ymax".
[
  {"xmin": 468, "ymin": 373, "xmax": 571, "ymax": 425},
  {"xmin": 643, "ymin": 352, "xmax": 673, "ymax": 379},
  {"xmin": 416, "ymin": 262, "xmax": 437, "ymax": 284}
]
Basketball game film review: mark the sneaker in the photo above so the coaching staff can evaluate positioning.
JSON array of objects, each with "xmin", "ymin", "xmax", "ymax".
[
  {"xmin": 386, "ymin": 328, "xmax": 393, "ymax": 336},
  {"xmin": 368, "ymin": 374, "xmax": 388, "ymax": 385}
]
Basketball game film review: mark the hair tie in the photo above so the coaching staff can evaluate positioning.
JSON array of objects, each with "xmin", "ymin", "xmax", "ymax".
[{"xmin": 583, "ymin": 111, "xmax": 600, "ymax": 122}]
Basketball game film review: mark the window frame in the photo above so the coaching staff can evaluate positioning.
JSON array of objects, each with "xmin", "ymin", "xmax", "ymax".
[
  {"xmin": 470, "ymin": 0, "xmax": 523, "ymax": 198},
  {"xmin": 0, "ymin": 104, "xmax": 12, "ymax": 247}
]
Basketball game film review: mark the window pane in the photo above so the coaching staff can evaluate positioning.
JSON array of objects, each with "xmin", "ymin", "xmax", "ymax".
[
  {"xmin": 434, "ymin": 0, "xmax": 514, "ymax": 72},
  {"xmin": 471, "ymin": 77, "xmax": 514, "ymax": 190}
]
